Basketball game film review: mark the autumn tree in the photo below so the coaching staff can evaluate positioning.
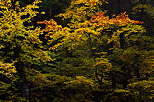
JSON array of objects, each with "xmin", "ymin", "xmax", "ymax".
[
  {"xmin": 0, "ymin": 61, "xmax": 18, "ymax": 101},
  {"xmin": 0, "ymin": 0, "xmax": 52, "ymax": 101},
  {"xmin": 38, "ymin": 0, "xmax": 154, "ymax": 101},
  {"xmin": 0, "ymin": 0, "xmax": 153, "ymax": 101}
]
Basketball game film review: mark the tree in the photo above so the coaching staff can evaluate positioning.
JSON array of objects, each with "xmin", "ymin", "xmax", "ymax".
[
  {"xmin": 0, "ymin": 61, "xmax": 18, "ymax": 101},
  {"xmin": 0, "ymin": 0, "xmax": 52, "ymax": 101},
  {"xmin": 1, "ymin": 0, "xmax": 153, "ymax": 101},
  {"xmin": 38, "ymin": 0, "xmax": 153, "ymax": 101},
  {"xmin": 131, "ymin": 0, "xmax": 154, "ymax": 35}
]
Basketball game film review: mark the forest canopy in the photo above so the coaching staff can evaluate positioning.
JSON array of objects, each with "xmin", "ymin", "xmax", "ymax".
[{"xmin": 0, "ymin": 0, "xmax": 154, "ymax": 102}]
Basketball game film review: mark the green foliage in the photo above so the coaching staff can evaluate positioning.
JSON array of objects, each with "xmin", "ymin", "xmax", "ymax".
[
  {"xmin": 0, "ymin": 61, "xmax": 25, "ymax": 101},
  {"xmin": 131, "ymin": 0, "xmax": 154, "ymax": 35},
  {"xmin": 128, "ymin": 80, "xmax": 154, "ymax": 102},
  {"xmin": 0, "ymin": 0, "xmax": 153, "ymax": 101},
  {"xmin": 39, "ymin": 0, "xmax": 71, "ymax": 16},
  {"xmin": 0, "ymin": 0, "xmax": 52, "ymax": 101}
]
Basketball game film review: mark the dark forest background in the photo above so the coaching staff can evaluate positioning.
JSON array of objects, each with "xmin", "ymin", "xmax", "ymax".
[{"xmin": 0, "ymin": 0, "xmax": 154, "ymax": 102}]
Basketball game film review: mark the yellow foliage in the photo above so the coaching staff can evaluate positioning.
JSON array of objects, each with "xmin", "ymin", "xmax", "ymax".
[{"xmin": 0, "ymin": 61, "xmax": 16, "ymax": 79}]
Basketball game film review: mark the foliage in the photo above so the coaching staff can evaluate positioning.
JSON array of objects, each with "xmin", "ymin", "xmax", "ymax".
[
  {"xmin": 0, "ymin": 0, "xmax": 153, "ymax": 101},
  {"xmin": 0, "ymin": 61, "xmax": 18, "ymax": 101},
  {"xmin": 0, "ymin": 0, "xmax": 52, "ymax": 101},
  {"xmin": 131, "ymin": 0, "xmax": 154, "ymax": 35},
  {"xmin": 128, "ymin": 80, "xmax": 154, "ymax": 102},
  {"xmin": 37, "ymin": 0, "xmax": 154, "ymax": 101}
]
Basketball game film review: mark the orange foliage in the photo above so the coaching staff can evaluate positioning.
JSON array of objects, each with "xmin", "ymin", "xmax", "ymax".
[
  {"xmin": 90, "ymin": 12, "xmax": 144, "ymax": 27},
  {"xmin": 38, "ymin": 11, "xmax": 144, "ymax": 50},
  {"xmin": 37, "ymin": 19, "xmax": 62, "ymax": 32}
]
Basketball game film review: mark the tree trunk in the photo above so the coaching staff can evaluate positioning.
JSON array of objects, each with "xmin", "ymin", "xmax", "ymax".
[
  {"xmin": 15, "ymin": 62, "xmax": 30, "ymax": 102},
  {"xmin": 110, "ymin": 72, "xmax": 116, "ymax": 88},
  {"xmin": 22, "ymin": 81, "xmax": 30, "ymax": 102},
  {"xmin": 120, "ymin": 33, "xmax": 125, "ymax": 49}
]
